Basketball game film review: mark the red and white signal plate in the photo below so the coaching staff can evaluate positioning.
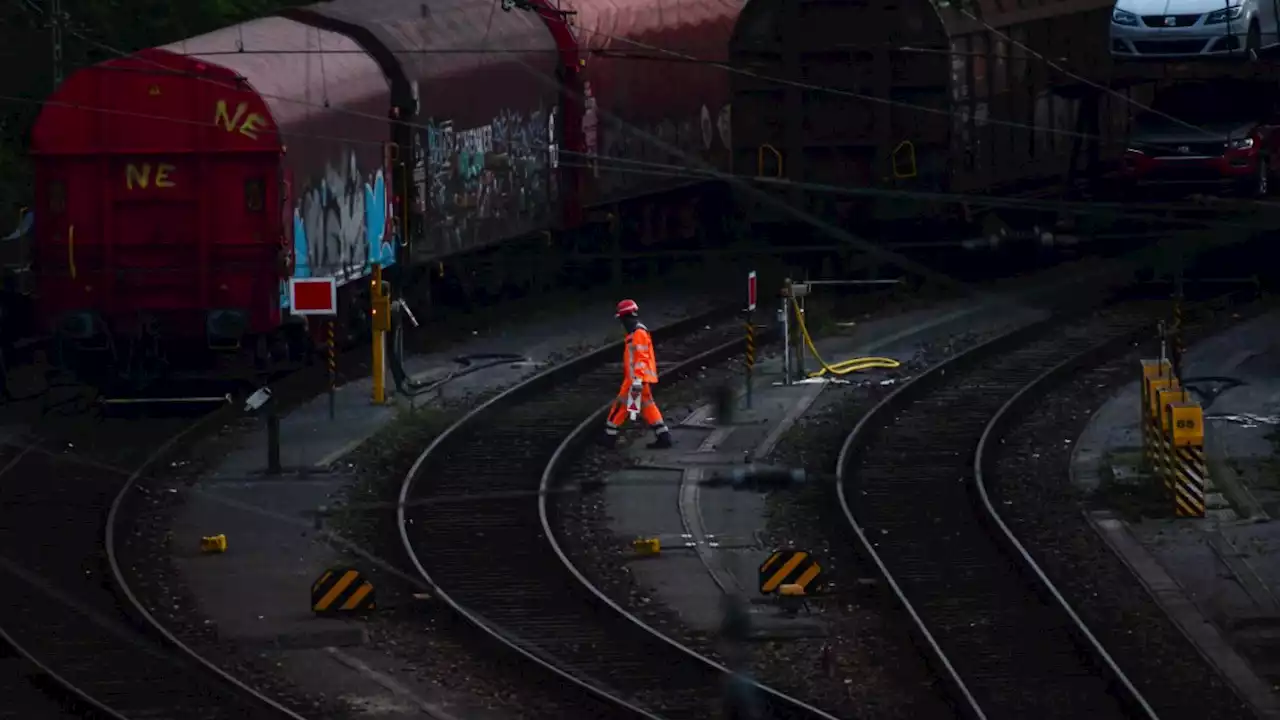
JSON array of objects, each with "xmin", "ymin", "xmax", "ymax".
[
  {"xmin": 747, "ymin": 271, "xmax": 758, "ymax": 312},
  {"xmin": 289, "ymin": 277, "xmax": 338, "ymax": 316}
]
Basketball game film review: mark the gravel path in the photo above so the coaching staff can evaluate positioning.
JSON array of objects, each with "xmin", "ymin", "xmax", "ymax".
[{"xmin": 984, "ymin": 304, "xmax": 1262, "ymax": 720}]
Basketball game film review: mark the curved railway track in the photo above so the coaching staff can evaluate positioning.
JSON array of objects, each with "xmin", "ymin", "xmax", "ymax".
[
  {"xmin": 0, "ymin": 316, "xmax": 425, "ymax": 719},
  {"xmin": 836, "ymin": 291, "xmax": 1250, "ymax": 720},
  {"xmin": 0, "ymin": 409, "xmax": 308, "ymax": 720},
  {"xmin": 398, "ymin": 306, "xmax": 834, "ymax": 720}
]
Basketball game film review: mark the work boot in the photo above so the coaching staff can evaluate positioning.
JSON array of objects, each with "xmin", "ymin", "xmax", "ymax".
[
  {"xmin": 647, "ymin": 432, "xmax": 673, "ymax": 449},
  {"xmin": 598, "ymin": 432, "xmax": 619, "ymax": 449}
]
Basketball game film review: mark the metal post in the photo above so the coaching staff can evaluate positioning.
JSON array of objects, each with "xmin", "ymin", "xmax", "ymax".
[
  {"xmin": 266, "ymin": 402, "xmax": 281, "ymax": 475},
  {"xmin": 609, "ymin": 213, "xmax": 622, "ymax": 290},
  {"xmin": 794, "ymin": 279, "xmax": 806, "ymax": 379},
  {"xmin": 327, "ymin": 317, "xmax": 336, "ymax": 420},
  {"xmin": 745, "ymin": 312, "xmax": 755, "ymax": 409},
  {"xmin": 50, "ymin": 0, "xmax": 63, "ymax": 89},
  {"xmin": 1172, "ymin": 267, "xmax": 1184, "ymax": 382},
  {"xmin": 371, "ymin": 264, "xmax": 385, "ymax": 405},
  {"xmin": 780, "ymin": 283, "xmax": 791, "ymax": 386}
]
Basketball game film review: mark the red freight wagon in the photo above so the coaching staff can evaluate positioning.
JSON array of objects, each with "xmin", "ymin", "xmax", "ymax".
[
  {"xmin": 31, "ymin": 14, "xmax": 395, "ymax": 371},
  {"xmin": 31, "ymin": 48, "xmax": 285, "ymax": 354}
]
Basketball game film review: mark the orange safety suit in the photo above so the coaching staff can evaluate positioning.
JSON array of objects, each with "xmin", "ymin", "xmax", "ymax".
[{"xmin": 605, "ymin": 322, "xmax": 670, "ymax": 440}]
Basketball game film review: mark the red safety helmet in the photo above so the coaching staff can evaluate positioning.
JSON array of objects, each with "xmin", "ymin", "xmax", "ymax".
[{"xmin": 615, "ymin": 299, "xmax": 639, "ymax": 317}]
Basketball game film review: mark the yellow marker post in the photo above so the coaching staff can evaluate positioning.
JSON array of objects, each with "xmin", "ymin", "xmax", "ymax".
[
  {"xmin": 1144, "ymin": 373, "xmax": 1177, "ymax": 475},
  {"xmin": 370, "ymin": 264, "xmax": 386, "ymax": 405},
  {"xmin": 1140, "ymin": 359, "xmax": 1173, "ymax": 470},
  {"xmin": 1154, "ymin": 386, "xmax": 1188, "ymax": 492},
  {"xmin": 1167, "ymin": 401, "xmax": 1208, "ymax": 518}
]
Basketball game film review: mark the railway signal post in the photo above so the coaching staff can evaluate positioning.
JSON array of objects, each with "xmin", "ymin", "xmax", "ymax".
[
  {"xmin": 1171, "ymin": 266, "xmax": 1185, "ymax": 381},
  {"xmin": 327, "ymin": 318, "xmax": 336, "ymax": 420},
  {"xmin": 289, "ymin": 277, "xmax": 341, "ymax": 420},
  {"xmin": 745, "ymin": 271, "xmax": 757, "ymax": 408},
  {"xmin": 1166, "ymin": 400, "xmax": 1208, "ymax": 517},
  {"xmin": 370, "ymin": 264, "xmax": 392, "ymax": 405}
]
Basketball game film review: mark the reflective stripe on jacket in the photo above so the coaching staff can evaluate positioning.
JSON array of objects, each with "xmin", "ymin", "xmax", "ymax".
[{"xmin": 625, "ymin": 323, "xmax": 659, "ymax": 383}]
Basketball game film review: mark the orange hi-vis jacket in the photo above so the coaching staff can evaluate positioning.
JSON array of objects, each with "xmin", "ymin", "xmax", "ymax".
[{"xmin": 625, "ymin": 323, "xmax": 659, "ymax": 384}]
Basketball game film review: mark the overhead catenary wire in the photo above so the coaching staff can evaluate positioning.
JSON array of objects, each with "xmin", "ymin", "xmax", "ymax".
[
  {"xmin": 477, "ymin": 9, "xmax": 1276, "ymax": 296},
  {"xmin": 1, "ymin": 21, "xmax": 1257, "ymax": 225},
  {"xmin": 27, "ymin": 0, "xmax": 1251, "ymax": 200},
  {"xmin": 10, "ymin": 0, "xmax": 1270, "ymax": 293},
  {"xmin": 14, "ymin": 0, "xmax": 1172, "ymax": 162},
  {"xmin": 10, "ymin": 0, "xmax": 1234, "ymax": 161},
  {"xmin": 0, "ymin": 7, "xmax": 1270, "ymax": 229},
  {"xmin": 1, "ymin": 89, "xmax": 1265, "ymax": 234}
]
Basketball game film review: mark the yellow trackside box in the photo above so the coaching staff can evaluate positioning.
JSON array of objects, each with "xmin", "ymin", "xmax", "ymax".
[
  {"xmin": 1147, "ymin": 377, "xmax": 1179, "ymax": 419},
  {"xmin": 1141, "ymin": 358, "xmax": 1172, "ymax": 384},
  {"xmin": 1156, "ymin": 388, "xmax": 1189, "ymax": 434},
  {"xmin": 1168, "ymin": 402, "xmax": 1205, "ymax": 447}
]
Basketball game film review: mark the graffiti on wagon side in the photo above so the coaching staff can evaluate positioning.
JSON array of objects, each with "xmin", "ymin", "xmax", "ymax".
[
  {"xmin": 282, "ymin": 151, "xmax": 397, "ymax": 309},
  {"xmin": 421, "ymin": 106, "xmax": 556, "ymax": 256}
]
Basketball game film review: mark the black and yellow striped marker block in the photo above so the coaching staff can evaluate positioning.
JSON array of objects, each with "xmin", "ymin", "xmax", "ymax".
[
  {"xmin": 1154, "ymin": 386, "xmax": 1188, "ymax": 493},
  {"xmin": 1140, "ymin": 359, "xmax": 1174, "ymax": 473},
  {"xmin": 1166, "ymin": 401, "xmax": 1208, "ymax": 518},
  {"xmin": 758, "ymin": 548, "xmax": 822, "ymax": 595},
  {"xmin": 311, "ymin": 567, "xmax": 376, "ymax": 615}
]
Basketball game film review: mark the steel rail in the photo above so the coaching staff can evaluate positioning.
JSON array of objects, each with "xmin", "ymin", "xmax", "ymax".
[
  {"xmin": 396, "ymin": 306, "xmax": 731, "ymax": 718},
  {"xmin": 104, "ymin": 408, "xmax": 313, "ymax": 719},
  {"xmin": 538, "ymin": 328, "xmax": 840, "ymax": 720},
  {"xmin": 835, "ymin": 297, "xmax": 1164, "ymax": 720},
  {"xmin": 397, "ymin": 304, "xmax": 833, "ymax": 719}
]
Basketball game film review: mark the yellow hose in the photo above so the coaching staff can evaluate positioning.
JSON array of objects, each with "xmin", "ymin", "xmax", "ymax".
[{"xmin": 788, "ymin": 296, "xmax": 901, "ymax": 377}]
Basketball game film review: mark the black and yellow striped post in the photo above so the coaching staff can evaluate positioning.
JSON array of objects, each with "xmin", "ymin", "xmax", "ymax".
[
  {"xmin": 311, "ymin": 567, "xmax": 376, "ymax": 615},
  {"xmin": 1154, "ymin": 385, "xmax": 1188, "ymax": 492},
  {"xmin": 745, "ymin": 313, "xmax": 756, "ymax": 409},
  {"xmin": 1166, "ymin": 401, "xmax": 1207, "ymax": 517},
  {"xmin": 327, "ymin": 317, "xmax": 336, "ymax": 420},
  {"xmin": 1140, "ymin": 359, "xmax": 1174, "ymax": 472},
  {"xmin": 758, "ymin": 548, "xmax": 823, "ymax": 595}
]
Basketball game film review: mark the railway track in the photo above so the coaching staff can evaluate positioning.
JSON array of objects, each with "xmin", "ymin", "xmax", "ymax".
[
  {"xmin": 0, "ymin": 410, "xmax": 307, "ymax": 720},
  {"xmin": 836, "ymin": 292, "xmax": 1247, "ymax": 720},
  {"xmin": 398, "ymin": 306, "xmax": 834, "ymax": 720},
  {"xmin": 0, "ymin": 290, "xmax": 452, "ymax": 719}
]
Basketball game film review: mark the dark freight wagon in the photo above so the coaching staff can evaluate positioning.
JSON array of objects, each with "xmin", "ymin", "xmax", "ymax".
[
  {"xmin": 571, "ymin": 0, "xmax": 741, "ymax": 206},
  {"xmin": 727, "ymin": 0, "xmax": 1152, "ymax": 239}
]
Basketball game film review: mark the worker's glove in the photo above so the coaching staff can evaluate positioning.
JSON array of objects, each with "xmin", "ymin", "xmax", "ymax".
[{"xmin": 628, "ymin": 379, "xmax": 642, "ymax": 420}]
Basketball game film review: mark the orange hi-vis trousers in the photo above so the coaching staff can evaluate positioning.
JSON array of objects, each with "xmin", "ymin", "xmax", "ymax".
[{"xmin": 605, "ymin": 381, "xmax": 670, "ymax": 438}]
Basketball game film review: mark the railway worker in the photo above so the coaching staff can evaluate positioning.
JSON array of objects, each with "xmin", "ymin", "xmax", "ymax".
[{"xmin": 603, "ymin": 299, "xmax": 673, "ymax": 449}]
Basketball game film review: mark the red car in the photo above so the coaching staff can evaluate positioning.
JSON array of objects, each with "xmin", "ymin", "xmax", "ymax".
[{"xmin": 1121, "ymin": 83, "xmax": 1278, "ymax": 196}]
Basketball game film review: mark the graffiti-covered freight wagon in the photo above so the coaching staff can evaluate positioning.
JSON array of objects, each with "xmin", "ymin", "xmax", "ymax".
[
  {"xmin": 284, "ymin": 0, "xmax": 568, "ymax": 262},
  {"xmin": 29, "ymin": 0, "xmax": 798, "ymax": 385},
  {"xmin": 29, "ymin": 3, "xmax": 567, "ymax": 382}
]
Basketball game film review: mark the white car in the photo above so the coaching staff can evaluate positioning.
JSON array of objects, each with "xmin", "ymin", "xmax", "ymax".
[{"xmin": 1110, "ymin": 0, "xmax": 1280, "ymax": 57}]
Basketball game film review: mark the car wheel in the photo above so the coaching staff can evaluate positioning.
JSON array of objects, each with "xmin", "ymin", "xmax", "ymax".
[{"xmin": 1259, "ymin": 157, "xmax": 1271, "ymax": 196}]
